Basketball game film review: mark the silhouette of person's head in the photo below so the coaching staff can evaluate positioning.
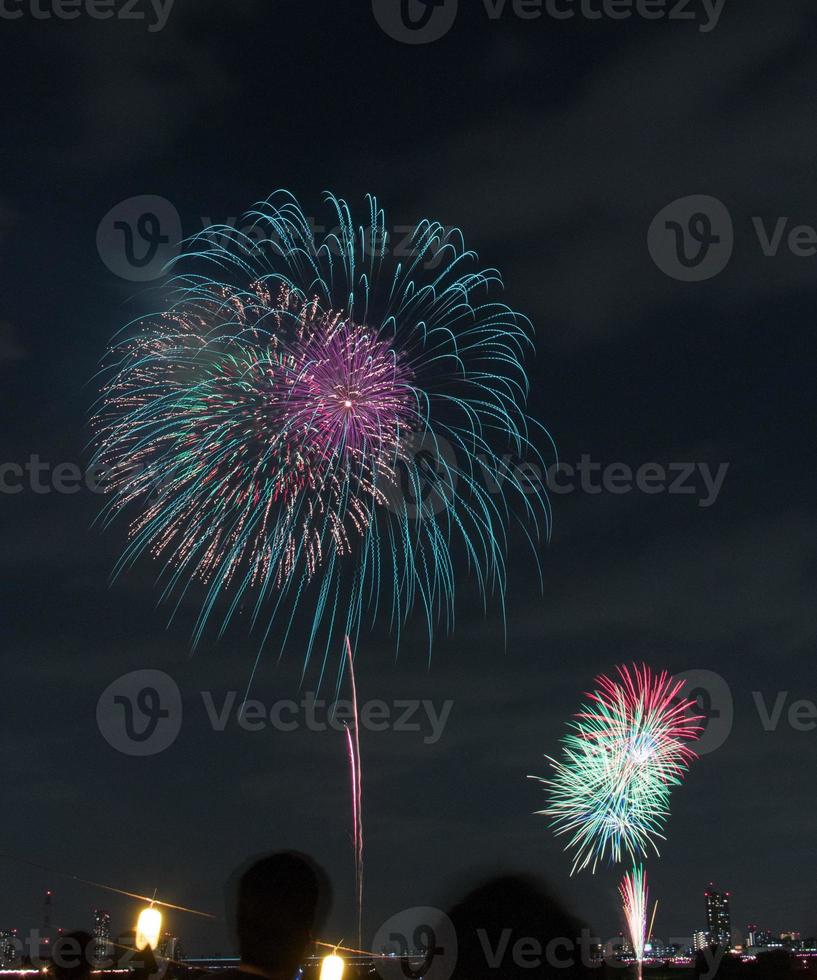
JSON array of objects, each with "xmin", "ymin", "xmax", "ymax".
[
  {"xmin": 445, "ymin": 874, "xmax": 593, "ymax": 979},
  {"xmin": 229, "ymin": 851, "xmax": 330, "ymax": 979},
  {"xmin": 51, "ymin": 931, "xmax": 94, "ymax": 980}
]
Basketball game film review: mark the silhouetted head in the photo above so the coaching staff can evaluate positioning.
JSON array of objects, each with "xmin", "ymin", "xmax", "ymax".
[
  {"xmin": 446, "ymin": 874, "xmax": 593, "ymax": 979},
  {"xmin": 51, "ymin": 931, "xmax": 94, "ymax": 980},
  {"xmin": 229, "ymin": 851, "xmax": 330, "ymax": 978}
]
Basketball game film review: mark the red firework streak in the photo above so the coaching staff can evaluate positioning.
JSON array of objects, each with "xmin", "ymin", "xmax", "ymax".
[{"xmin": 343, "ymin": 636, "xmax": 364, "ymax": 950}]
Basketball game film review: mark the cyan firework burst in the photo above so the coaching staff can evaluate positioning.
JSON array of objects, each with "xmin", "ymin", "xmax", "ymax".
[
  {"xmin": 531, "ymin": 664, "xmax": 702, "ymax": 874},
  {"xmin": 92, "ymin": 191, "xmax": 551, "ymax": 680}
]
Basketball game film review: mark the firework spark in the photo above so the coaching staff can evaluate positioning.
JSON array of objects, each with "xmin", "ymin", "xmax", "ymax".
[
  {"xmin": 531, "ymin": 664, "xmax": 703, "ymax": 873},
  {"xmin": 620, "ymin": 864, "xmax": 649, "ymax": 971},
  {"xmin": 92, "ymin": 192, "xmax": 551, "ymax": 679}
]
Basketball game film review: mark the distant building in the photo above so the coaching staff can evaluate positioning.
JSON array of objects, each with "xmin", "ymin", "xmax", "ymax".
[
  {"xmin": 39, "ymin": 890, "xmax": 58, "ymax": 960},
  {"xmin": 42, "ymin": 891, "xmax": 52, "ymax": 935},
  {"xmin": 693, "ymin": 930, "xmax": 710, "ymax": 952},
  {"xmin": 0, "ymin": 929, "xmax": 19, "ymax": 967},
  {"xmin": 644, "ymin": 940, "xmax": 683, "ymax": 960},
  {"xmin": 705, "ymin": 886, "xmax": 731, "ymax": 947},
  {"xmin": 93, "ymin": 909, "xmax": 112, "ymax": 964},
  {"xmin": 157, "ymin": 933, "xmax": 184, "ymax": 961}
]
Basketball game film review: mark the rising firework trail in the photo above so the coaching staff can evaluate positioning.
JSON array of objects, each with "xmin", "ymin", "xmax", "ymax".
[
  {"xmin": 530, "ymin": 664, "xmax": 703, "ymax": 873},
  {"xmin": 342, "ymin": 637, "xmax": 363, "ymax": 949},
  {"xmin": 91, "ymin": 191, "xmax": 552, "ymax": 684}
]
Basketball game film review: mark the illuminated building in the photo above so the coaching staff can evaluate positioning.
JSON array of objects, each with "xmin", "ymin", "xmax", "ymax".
[
  {"xmin": 693, "ymin": 930, "xmax": 709, "ymax": 952},
  {"xmin": 0, "ymin": 929, "xmax": 18, "ymax": 967},
  {"xmin": 704, "ymin": 886, "xmax": 731, "ymax": 947},
  {"xmin": 93, "ymin": 908, "xmax": 112, "ymax": 964}
]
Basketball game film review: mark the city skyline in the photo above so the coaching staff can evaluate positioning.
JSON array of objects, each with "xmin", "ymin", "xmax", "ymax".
[{"xmin": 0, "ymin": 878, "xmax": 812, "ymax": 961}]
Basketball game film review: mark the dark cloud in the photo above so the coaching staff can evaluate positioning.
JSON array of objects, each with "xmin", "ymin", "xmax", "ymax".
[
  {"xmin": 392, "ymin": 1, "xmax": 816, "ymax": 346},
  {"xmin": 0, "ymin": 322, "xmax": 26, "ymax": 362}
]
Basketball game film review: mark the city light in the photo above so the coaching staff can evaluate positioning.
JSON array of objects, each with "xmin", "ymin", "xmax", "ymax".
[
  {"xmin": 319, "ymin": 953, "xmax": 344, "ymax": 980},
  {"xmin": 135, "ymin": 908, "xmax": 162, "ymax": 951}
]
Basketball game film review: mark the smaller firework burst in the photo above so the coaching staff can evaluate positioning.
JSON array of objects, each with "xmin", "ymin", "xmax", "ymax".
[
  {"xmin": 620, "ymin": 865, "xmax": 650, "ymax": 969},
  {"xmin": 531, "ymin": 664, "xmax": 703, "ymax": 873}
]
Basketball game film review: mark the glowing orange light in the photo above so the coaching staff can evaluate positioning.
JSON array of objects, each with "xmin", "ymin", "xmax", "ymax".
[
  {"xmin": 320, "ymin": 953, "xmax": 344, "ymax": 980},
  {"xmin": 135, "ymin": 907, "xmax": 162, "ymax": 950}
]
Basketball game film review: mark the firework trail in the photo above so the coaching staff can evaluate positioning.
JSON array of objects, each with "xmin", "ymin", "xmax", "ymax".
[
  {"xmin": 342, "ymin": 636, "xmax": 364, "ymax": 950},
  {"xmin": 531, "ymin": 664, "xmax": 702, "ymax": 873},
  {"xmin": 91, "ymin": 191, "xmax": 552, "ymax": 681},
  {"xmin": 619, "ymin": 864, "xmax": 650, "ymax": 977}
]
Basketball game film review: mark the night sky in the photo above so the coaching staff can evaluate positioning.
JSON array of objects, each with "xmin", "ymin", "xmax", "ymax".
[{"xmin": 3, "ymin": 0, "xmax": 817, "ymax": 957}]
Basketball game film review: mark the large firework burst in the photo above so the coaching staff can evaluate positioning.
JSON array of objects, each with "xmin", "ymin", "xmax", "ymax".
[
  {"xmin": 92, "ymin": 192, "xmax": 551, "ymax": 678},
  {"xmin": 531, "ymin": 664, "xmax": 702, "ymax": 874}
]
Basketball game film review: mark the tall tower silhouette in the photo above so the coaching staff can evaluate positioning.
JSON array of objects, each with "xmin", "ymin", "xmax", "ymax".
[{"xmin": 42, "ymin": 891, "xmax": 52, "ymax": 934}]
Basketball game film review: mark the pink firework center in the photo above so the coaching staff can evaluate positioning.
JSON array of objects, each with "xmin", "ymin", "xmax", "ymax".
[
  {"xmin": 279, "ymin": 309, "xmax": 415, "ymax": 466},
  {"xmin": 98, "ymin": 285, "xmax": 417, "ymax": 591}
]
